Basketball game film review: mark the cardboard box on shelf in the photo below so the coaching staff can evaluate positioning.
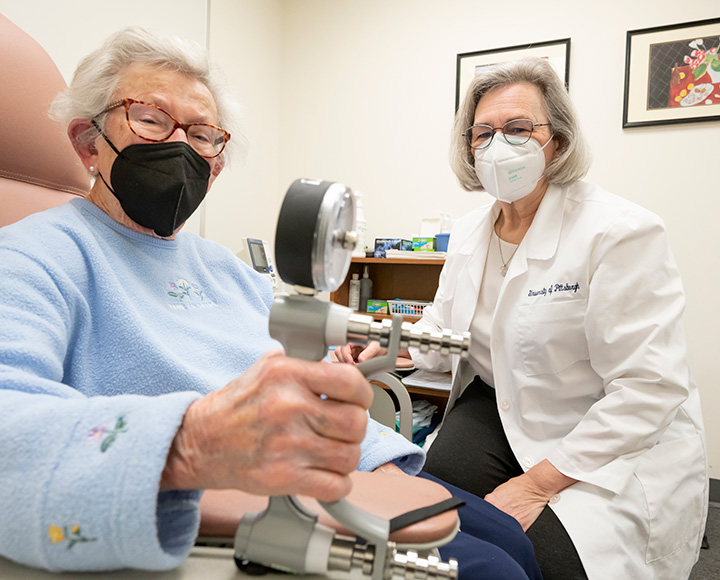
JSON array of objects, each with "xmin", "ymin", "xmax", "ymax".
[
  {"xmin": 412, "ymin": 237, "xmax": 436, "ymax": 251},
  {"xmin": 365, "ymin": 299, "xmax": 389, "ymax": 314},
  {"xmin": 374, "ymin": 238, "xmax": 412, "ymax": 257}
]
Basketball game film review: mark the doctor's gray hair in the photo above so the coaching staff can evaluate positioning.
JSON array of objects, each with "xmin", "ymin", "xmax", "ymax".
[
  {"xmin": 50, "ymin": 26, "xmax": 246, "ymax": 163},
  {"xmin": 450, "ymin": 58, "xmax": 591, "ymax": 191}
]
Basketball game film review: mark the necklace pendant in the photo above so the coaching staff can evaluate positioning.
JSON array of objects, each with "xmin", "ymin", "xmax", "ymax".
[{"xmin": 500, "ymin": 264, "xmax": 508, "ymax": 277}]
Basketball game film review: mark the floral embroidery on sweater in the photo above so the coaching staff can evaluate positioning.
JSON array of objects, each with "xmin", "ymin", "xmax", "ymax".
[
  {"xmin": 48, "ymin": 525, "xmax": 97, "ymax": 549},
  {"xmin": 168, "ymin": 279, "xmax": 204, "ymax": 302},
  {"xmin": 88, "ymin": 416, "xmax": 127, "ymax": 452}
]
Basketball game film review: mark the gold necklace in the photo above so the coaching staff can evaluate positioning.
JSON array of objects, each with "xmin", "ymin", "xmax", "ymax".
[{"xmin": 497, "ymin": 233, "xmax": 519, "ymax": 277}]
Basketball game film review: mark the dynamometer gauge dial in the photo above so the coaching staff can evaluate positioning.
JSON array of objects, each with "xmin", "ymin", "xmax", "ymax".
[{"xmin": 274, "ymin": 178, "xmax": 357, "ymax": 292}]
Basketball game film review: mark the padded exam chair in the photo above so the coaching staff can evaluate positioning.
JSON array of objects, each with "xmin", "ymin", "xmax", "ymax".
[{"xmin": 0, "ymin": 13, "xmax": 89, "ymax": 227}]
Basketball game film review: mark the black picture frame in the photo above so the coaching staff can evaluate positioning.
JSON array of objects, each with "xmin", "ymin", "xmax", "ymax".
[
  {"xmin": 623, "ymin": 17, "xmax": 720, "ymax": 128},
  {"xmin": 455, "ymin": 38, "xmax": 571, "ymax": 111}
]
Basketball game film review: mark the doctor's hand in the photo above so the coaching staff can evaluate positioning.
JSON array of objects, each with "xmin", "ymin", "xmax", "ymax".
[
  {"xmin": 332, "ymin": 341, "xmax": 413, "ymax": 368},
  {"xmin": 484, "ymin": 460, "xmax": 577, "ymax": 531},
  {"xmin": 160, "ymin": 349, "xmax": 373, "ymax": 502}
]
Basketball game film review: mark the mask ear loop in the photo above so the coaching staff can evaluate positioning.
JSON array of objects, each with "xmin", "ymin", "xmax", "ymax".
[
  {"xmin": 539, "ymin": 131, "xmax": 555, "ymax": 151},
  {"xmin": 91, "ymin": 120, "xmax": 123, "ymax": 156},
  {"xmin": 91, "ymin": 119, "xmax": 121, "ymax": 195},
  {"xmin": 531, "ymin": 131, "xmax": 558, "ymax": 191}
]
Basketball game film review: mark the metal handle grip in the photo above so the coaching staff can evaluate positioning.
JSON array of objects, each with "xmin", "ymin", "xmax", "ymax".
[{"xmin": 346, "ymin": 314, "xmax": 470, "ymax": 358}]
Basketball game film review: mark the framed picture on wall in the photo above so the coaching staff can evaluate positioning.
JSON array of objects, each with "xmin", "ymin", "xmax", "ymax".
[
  {"xmin": 455, "ymin": 38, "xmax": 570, "ymax": 111},
  {"xmin": 623, "ymin": 17, "xmax": 720, "ymax": 128}
]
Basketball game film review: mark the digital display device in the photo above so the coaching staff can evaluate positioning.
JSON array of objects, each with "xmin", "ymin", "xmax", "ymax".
[
  {"xmin": 236, "ymin": 237, "xmax": 278, "ymax": 291},
  {"xmin": 247, "ymin": 238, "xmax": 269, "ymax": 273}
]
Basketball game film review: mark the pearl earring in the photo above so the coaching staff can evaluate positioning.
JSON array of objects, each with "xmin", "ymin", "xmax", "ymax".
[{"xmin": 89, "ymin": 166, "xmax": 95, "ymax": 174}]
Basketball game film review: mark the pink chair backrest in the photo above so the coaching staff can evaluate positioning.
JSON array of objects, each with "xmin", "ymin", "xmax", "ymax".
[{"xmin": 0, "ymin": 13, "xmax": 89, "ymax": 228}]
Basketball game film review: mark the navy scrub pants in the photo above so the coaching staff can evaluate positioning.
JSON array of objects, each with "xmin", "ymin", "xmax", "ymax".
[{"xmin": 418, "ymin": 471, "xmax": 543, "ymax": 580}]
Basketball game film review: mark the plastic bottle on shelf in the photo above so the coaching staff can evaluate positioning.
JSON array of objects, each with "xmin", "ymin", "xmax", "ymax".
[
  {"xmin": 359, "ymin": 265, "xmax": 373, "ymax": 312},
  {"xmin": 352, "ymin": 191, "xmax": 368, "ymax": 258},
  {"xmin": 348, "ymin": 273, "xmax": 361, "ymax": 310}
]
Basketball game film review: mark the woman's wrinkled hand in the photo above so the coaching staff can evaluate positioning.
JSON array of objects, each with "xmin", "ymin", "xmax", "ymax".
[
  {"xmin": 161, "ymin": 350, "xmax": 373, "ymax": 502},
  {"xmin": 331, "ymin": 341, "xmax": 412, "ymax": 368},
  {"xmin": 483, "ymin": 474, "xmax": 549, "ymax": 531},
  {"xmin": 331, "ymin": 341, "xmax": 386, "ymax": 364},
  {"xmin": 483, "ymin": 459, "xmax": 577, "ymax": 531}
]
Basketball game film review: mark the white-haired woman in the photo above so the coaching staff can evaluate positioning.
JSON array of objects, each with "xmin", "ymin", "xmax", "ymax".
[
  {"xmin": 337, "ymin": 58, "xmax": 708, "ymax": 580},
  {"xmin": 0, "ymin": 26, "xmax": 426, "ymax": 572}
]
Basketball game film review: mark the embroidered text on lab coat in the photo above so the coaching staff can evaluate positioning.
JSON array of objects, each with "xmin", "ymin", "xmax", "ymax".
[{"xmin": 528, "ymin": 282, "xmax": 581, "ymax": 297}]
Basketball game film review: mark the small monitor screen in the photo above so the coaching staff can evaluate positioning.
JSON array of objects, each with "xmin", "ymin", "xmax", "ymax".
[{"xmin": 248, "ymin": 240, "xmax": 269, "ymax": 273}]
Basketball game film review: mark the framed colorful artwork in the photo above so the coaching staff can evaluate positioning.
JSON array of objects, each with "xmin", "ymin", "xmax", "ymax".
[
  {"xmin": 623, "ymin": 17, "xmax": 720, "ymax": 127},
  {"xmin": 455, "ymin": 39, "xmax": 570, "ymax": 111}
]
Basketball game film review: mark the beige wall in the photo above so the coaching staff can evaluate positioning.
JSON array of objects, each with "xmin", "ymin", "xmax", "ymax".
[
  {"xmin": 1, "ymin": 0, "xmax": 718, "ymax": 478},
  {"xmin": 237, "ymin": 0, "xmax": 720, "ymax": 477},
  {"xmin": 205, "ymin": 0, "xmax": 284, "ymax": 248}
]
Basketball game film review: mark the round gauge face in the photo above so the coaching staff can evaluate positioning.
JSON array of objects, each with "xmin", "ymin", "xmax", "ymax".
[
  {"xmin": 311, "ymin": 182, "xmax": 356, "ymax": 292},
  {"xmin": 274, "ymin": 179, "xmax": 356, "ymax": 292}
]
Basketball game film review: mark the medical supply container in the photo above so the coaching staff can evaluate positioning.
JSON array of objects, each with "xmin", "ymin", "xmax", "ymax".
[
  {"xmin": 359, "ymin": 266, "xmax": 373, "ymax": 311},
  {"xmin": 348, "ymin": 273, "xmax": 361, "ymax": 310}
]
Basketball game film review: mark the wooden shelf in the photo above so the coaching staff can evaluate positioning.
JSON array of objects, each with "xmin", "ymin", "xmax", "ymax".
[
  {"xmin": 367, "ymin": 313, "xmax": 422, "ymax": 323},
  {"xmin": 349, "ymin": 257, "xmax": 446, "ymax": 266},
  {"xmin": 331, "ymin": 257, "xmax": 450, "ymax": 402},
  {"xmin": 330, "ymin": 258, "xmax": 445, "ymax": 316}
]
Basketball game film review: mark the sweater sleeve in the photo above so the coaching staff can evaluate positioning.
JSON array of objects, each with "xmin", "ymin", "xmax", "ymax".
[
  {"xmin": 358, "ymin": 416, "xmax": 425, "ymax": 475},
  {"xmin": 318, "ymin": 360, "xmax": 425, "ymax": 475},
  {"xmin": 0, "ymin": 389, "xmax": 203, "ymax": 572},
  {"xmin": 0, "ymin": 246, "xmax": 204, "ymax": 571}
]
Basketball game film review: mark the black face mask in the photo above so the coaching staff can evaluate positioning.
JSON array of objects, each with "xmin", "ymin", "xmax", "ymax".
[{"xmin": 97, "ymin": 136, "xmax": 211, "ymax": 237}]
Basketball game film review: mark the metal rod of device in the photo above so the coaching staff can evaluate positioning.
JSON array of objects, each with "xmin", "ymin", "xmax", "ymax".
[
  {"xmin": 346, "ymin": 314, "xmax": 471, "ymax": 357},
  {"xmin": 326, "ymin": 538, "xmax": 458, "ymax": 579}
]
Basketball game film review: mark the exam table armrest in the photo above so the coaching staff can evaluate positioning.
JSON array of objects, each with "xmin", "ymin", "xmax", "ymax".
[{"xmin": 199, "ymin": 471, "xmax": 458, "ymax": 545}]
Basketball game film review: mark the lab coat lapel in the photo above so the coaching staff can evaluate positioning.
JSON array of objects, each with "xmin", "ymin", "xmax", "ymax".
[
  {"xmin": 452, "ymin": 202, "xmax": 501, "ymax": 332},
  {"xmin": 523, "ymin": 184, "xmax": 566, "ymax": 262},
  {"xmin": 501, "ymin": 184, "xmax": 566, "ymax": 283}
]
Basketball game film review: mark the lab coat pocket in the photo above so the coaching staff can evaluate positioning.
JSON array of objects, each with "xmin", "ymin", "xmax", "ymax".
[
  {"xmin": 517, "ymin": 300, "xmax": 589, "ymax": 376},
  {"xmin": 635, "ymin": 435, "xmax": 706, "ymax": 562}
]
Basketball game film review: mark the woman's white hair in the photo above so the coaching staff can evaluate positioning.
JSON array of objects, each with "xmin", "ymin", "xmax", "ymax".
[
  {"xmin": 50, "ymin": 26, "xmax": 246, "ymax": 162},
  {"xmin": 450, "ymin": 58, "xmax": 591, "ymax": 191}
]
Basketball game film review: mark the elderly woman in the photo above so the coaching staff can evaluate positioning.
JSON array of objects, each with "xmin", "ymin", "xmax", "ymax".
[
  {"xmin": 337, "ymin": 59, "xmax": 708, "ymax": 580},
  {"xmin": 0, "ymin": 27, "xmax": 547, "ymax": 580},
  {"xmin": 0, "ymin": 26, "xmax": 423, "ymax": 572}
]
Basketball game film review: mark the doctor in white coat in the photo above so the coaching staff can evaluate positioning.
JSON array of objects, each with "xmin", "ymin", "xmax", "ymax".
[{"xmin": 336, "ymin": 58, "xmax": 708, "ymax": 580}]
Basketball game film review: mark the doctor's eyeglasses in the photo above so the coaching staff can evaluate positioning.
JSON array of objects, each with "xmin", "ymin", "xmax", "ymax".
[
  {"xmin": 98, "ymin": 98, "xmax": 231, "ymax": 158},
  {"xmin": 463, "ymin": 118, "xmax": 551, "ymax": 150}
]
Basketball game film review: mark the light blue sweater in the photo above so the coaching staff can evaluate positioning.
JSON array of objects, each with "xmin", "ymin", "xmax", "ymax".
[{"xmin": 0, "ymin": 199, "xmax": 424, "ymax": 572}]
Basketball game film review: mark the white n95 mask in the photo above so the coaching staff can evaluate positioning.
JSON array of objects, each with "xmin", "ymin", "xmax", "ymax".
[{"xmin": 474, "ymin": 136, "xmax": 552, "ymax": 203}]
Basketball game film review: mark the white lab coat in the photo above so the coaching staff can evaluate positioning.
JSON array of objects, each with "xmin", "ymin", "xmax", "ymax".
[{"xmin": 412, "ymin": 181, "xmax": 708, "ymax": 580}]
